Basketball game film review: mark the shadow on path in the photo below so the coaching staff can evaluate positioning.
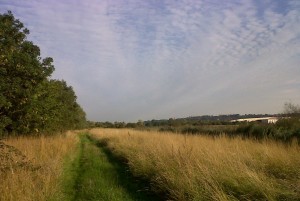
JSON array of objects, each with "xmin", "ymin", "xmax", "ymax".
[{"xmin": 86, "ymin": 135, "xmax": 167, "ymax": 201}]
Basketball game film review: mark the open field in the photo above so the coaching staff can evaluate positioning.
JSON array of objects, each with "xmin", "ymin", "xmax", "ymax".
[
  {"xmin": 0, "ymin": 132, "xmax": 78, "ymax": 201},
  {"xmin": 90, "ymin": 128, "xmax": 300, "ymax": 201},
  {"xmin": 0, "ymin": 131, "xmax": 162, "ymax": 201},
  {"xmin": 1, "ymin": 128, "xmax": 299, "ymax": 200}
]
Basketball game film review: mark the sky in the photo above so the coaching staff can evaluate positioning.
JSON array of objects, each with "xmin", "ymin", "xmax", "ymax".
[{"xmin": 0, "ymin": 0, "xmax": 300, "ymax": 122}]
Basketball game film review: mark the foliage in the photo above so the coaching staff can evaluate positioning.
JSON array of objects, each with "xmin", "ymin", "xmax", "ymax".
[
  {"xmin": 234, "ymin": 103, "xmax": 300, "ymax": 141},
  {"xmin": 0, "ymin": 11, "xmax": 86, "ymax": 135},
  {"xmin": 283, "ymin": 102, "xmax": 300, "ymax": 116}
]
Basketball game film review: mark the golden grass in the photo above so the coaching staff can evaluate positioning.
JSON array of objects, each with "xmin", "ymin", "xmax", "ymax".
[
  {"xmin": 0, "ymin": 131, "xmax": 78, "ymax": 201},
  {"xmin": 90, "ymin": 128, "xmax": 300, "ymax": 201}
]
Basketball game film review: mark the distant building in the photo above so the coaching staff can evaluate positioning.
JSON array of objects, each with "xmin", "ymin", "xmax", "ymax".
[{"xmin": 231, "ymin": 117, "xmax": 279, "ymax": 124}]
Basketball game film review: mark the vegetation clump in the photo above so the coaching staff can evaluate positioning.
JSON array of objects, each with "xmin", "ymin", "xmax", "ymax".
[
  {"xmin": 0, "ymin": 141, "xmax": 39, "ymax": 172},
  {"xmin": 0, "ymin": 132, "xmax": 78, "ymax": 201}
]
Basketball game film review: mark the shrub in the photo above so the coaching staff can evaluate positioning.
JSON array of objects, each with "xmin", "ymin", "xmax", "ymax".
[{"xmin": 159, "ymin": 126, "xmax": 177, "ymax": 133}]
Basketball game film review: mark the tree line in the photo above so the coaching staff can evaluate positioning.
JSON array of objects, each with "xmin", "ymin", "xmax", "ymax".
[
  {"xmin": 0, "ymin": 11, "xmax": 86, "ymax": 136},
  {"xmin": 89, "ymin": 103, "xmax": 300, "ymax": 142}
]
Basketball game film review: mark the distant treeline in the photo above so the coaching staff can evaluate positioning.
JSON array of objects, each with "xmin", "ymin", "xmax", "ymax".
[
  {"xmin": 88, "ymin": 114, "xmax": 280, "ymax": 129},
  {"xmin": 89, "ymin": 107, "xmax": 300, "ymax": 141},
  {"xmin": 0, "ymin": 11, "xmax": 86, "ymax": 135},
  {"xmin": 179, "ymin": 113, "xmax": 281, "ymax": 121}
]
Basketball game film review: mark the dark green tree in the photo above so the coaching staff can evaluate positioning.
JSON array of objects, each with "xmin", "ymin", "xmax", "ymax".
[
  {"xmin": 24, "ymin": 80, "xmax": 86, "ymax": 133},
  {"xmin": 0, "ymin": 11, "xmax": 54, "ymax": 134},
  {"xmin": 0, "ymin": 11, "xmax": 86, "ymax": 135}
]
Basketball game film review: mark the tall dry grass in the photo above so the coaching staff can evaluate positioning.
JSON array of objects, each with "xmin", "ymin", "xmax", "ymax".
[
  {"xmin": 0, "ymin": 131, "xmax": 78, "ymax": 201},
  {"xmin": 90, "ymin": 128, "xmax": 300, "ymax": 201}
]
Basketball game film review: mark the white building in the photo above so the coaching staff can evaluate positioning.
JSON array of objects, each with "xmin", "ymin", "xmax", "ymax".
[{"xmin": 231, "ymin": 117, "xmax": 279, "ymax": 124}]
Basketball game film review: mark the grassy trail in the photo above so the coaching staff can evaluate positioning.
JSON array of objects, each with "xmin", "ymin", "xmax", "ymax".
[{"xmin": 61, "ymin": 133, "xmax": 161, "ymax": 201}]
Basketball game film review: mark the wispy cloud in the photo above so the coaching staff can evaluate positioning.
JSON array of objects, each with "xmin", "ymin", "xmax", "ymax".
[{"xmin": 1, "ymin": 0, "xmax": 299, "ymax": 121}]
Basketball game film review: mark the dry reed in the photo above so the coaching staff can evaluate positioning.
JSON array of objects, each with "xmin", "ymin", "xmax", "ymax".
[
  {"xmin": 90, "ymin": 128, "xmax": 300, "ymax": 201},
  {"xmin": 0, "ymin": 131, "xmax": 78, "ymax": 201}
]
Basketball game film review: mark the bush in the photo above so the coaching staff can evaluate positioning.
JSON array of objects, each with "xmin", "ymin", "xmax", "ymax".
[
  {"xmin": 158, "ymin": 126, "xmax": 177, "ymax": 133},
  {"xmin": 181, "ymin": 127, "xmax": 201, "ymax": 134},
  {"xmin": 235, "ymin": 118, "xmax": 300, "ymax": 141}
]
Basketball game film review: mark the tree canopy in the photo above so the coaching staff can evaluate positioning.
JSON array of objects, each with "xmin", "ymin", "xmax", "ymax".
[{"xmin": 0, "ymin": 11, "xmax": 86, "ymax": 135}]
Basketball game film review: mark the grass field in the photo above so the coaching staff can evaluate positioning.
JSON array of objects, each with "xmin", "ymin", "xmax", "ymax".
[
  {"xmin": 1, "ymin": 128, "xmax": 299, "ymax": 200},
  {"xmin": 90, "ymin": 128, "xmax": 300, "ymax": 201},
  {"xmin": 0, "ymin": 131, "xmax": 78, "ymax": 201},
  {"xmin": 0, "ymin": 131, "xmax": 162, "ymax": 201}
]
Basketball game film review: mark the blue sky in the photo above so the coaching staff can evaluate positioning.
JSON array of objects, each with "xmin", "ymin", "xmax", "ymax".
[{"xmin": 1, "ymin": 0, "xmax": 299, "ymax": 122}]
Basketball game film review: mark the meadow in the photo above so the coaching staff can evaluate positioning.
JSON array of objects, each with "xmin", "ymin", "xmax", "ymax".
[
  {"xmin": 0, "ymin": 131, "xmax": 160, "ymax": 201},
  {"xmin": 1, "ymin": 128, "xmax": 299, "ymax": 201},
  {"xmin": 0, "ymin": 132, "xmax": 78, "ymax": 201},
  {"xmin": 90, "ymin": 128, "xmax": 300, "ymax": 201}
]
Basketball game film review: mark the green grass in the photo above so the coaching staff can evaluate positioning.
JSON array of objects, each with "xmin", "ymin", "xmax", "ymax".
[{"xmin": 58, "ymin": 133, "xmax": 161, "ymax": 201}]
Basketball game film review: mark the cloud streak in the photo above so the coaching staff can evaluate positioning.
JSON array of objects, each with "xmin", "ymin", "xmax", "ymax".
[{"xmin": 1, "ymin": 0, "xmax": 299, "ymax": 121}]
